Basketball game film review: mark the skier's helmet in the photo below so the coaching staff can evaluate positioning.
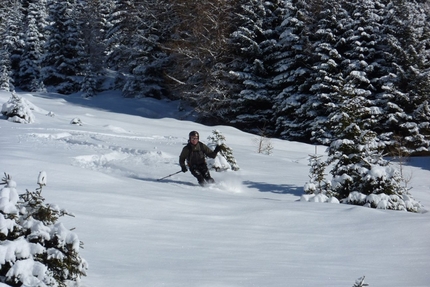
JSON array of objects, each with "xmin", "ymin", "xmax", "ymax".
[{"xmin": 189, "ymin": 131, "xmax": 199, "ymax": 140}]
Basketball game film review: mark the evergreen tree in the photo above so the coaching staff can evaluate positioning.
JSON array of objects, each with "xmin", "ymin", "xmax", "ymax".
[
  {"xmin": 1, "ymin": 92, "xmax": 36, "ymax": 124},
  {"xmin": 302, "ymin": 0, "xmax": 352, "ymax": 144},
  {"xmin": 104, "ymin": 0, "xmax": 167, "ymax": 98},
  {"xmin": 0, "ymin": 0, "xmax": 23, "ymax": 92},
  {"xmin": 324, "ymin": 84, "xmax": 422, "ymax": 212},
  {"xmin": 327, "ymin": 87, "xmax": 384, "ymax": 199},
  {"xmin": 343, "ymin": 0, "xmax": 388, "ymax": 125},
  {"xmin": 272, "ymin": 0, "xmax": 315, "ymax": 141},
  {"xmin": 105, "ymin": 0, "xmax": 139, "ymax": 75},
  {"xmin": 223, "ymin": 0, "xmax": 285, "ymax": 134},
  {"xmin": 207, "ymin": 130, "xmax": 240, "ymax": 171},
  {"xmin": 121, "ymin": 1, "xmax": 168, "ymax": 99},
  {"xmin": 315, "ymin": 0, "xmax": 388, "ymax": 144},
  {"xmin": 18, "ymin": 0, "xmax": 48, "ymax": 92},
  {"xmin": 42, "ymin": 0, "xmax": 85, "ymax": 93},
  {"xmin": 0, "ymin": 173, "xmax": 88, "ymax": 287},
  {"xmin": 304, "ymin": 153, "xmax": 331, "ymax": 195},
  {"xmin": 379, "ymin": 0, "xmax": 430, "ymax": 155},
  {"xmin": 81, "ymin": 63, "xmax": 98, "ymax": 98},
  {"xmin": 77, "ymin": 0, "xmax": 108, "ymax": 96},
  {"xmin": 0, "ymin": 49, "xmax": 13, "ymax": 92}
]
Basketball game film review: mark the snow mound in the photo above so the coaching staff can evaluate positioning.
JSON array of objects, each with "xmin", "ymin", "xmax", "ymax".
[{"xmin": 1, "ymin": 93, "xmax": 36, "ymax": 124}]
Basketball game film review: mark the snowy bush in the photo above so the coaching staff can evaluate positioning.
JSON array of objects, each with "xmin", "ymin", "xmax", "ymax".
[
  {"xmin": 300, "ymin": 194, "xmax": 340, "ymax": 204},
  {"xmin": 1, "ymin": 92, "xmax": 35, "ymax": 123},
  {"xmin": 70, "ymin": 118, "xmax": 82, "ymax": 126},
  {"xmin": 0, "ymin": 173, "xmax": 87, "ymax": 287},
  {"xmin": 352, "ymin": 276, "xmax": 368, "ymax": 287},
  {"xmin": 342, "ymin": 191, "xmax": 422, "ymax": 212},
  {"xmin": 304, "ymin": 154, "xmax": 332, "ymax": 196},
  {"xmin": 252, "ymin": 128, "xmax": 274, "ymax": 155},
  {"xmin": 207, "ymin": 130, "xmax": 240, "ymax": 171}
]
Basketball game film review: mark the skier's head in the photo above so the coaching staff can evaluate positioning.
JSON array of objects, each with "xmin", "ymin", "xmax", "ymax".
[{"xmin": 189, "ymin": 131, "xmax": 199, "ymax": 144}]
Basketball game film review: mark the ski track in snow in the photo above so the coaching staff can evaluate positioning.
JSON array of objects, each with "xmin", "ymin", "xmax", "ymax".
[
  {"xmin": 25, "ymin": 129, "xmax": 179, "ymax": 177},
  {"xmin": 14, "ymin": 120, "xmax": 247, "ymax": 194},
  {"xmin": 23, "ymin": 128, "xmax": 244, "ymax": 193}
]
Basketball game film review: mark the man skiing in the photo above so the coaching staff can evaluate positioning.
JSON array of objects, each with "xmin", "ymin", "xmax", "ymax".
[{"xmin": 179, "ymin": 131, "xmax": 221, "ymax": 186}]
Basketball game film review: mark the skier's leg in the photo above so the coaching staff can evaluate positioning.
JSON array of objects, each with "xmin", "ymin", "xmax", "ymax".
[
  {"xmin": 201, "ymin": 164, "xmax": 214, "ymax": 184},
  {"xmin": 190, "ymin": 167, "xmax": 205, "ymax": 186}
]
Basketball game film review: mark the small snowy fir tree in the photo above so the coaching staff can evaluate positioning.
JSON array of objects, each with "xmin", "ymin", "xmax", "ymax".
[
  {"xmin": 0, "ymin": 173, "xmax": 88, "ymax": 287},
  {"xmin": 1, "ymin": 92, "xmax": 35, "ymax": 123},
  {"xmin": 207, "ymin": 130, "xmax": 240, "ymax": 171},
  {"xmin": 304, "ymin": 153, "xmax": 332, "ymax": 196},
  {"xmin": 352, "ymin": 276, "xmax": 368, "ymax": 287}
]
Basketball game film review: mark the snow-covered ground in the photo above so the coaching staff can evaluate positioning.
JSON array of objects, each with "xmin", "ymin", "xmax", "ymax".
[{"xmin": 1, "ymin": 90, "xmax": 429, "ymax": 287}]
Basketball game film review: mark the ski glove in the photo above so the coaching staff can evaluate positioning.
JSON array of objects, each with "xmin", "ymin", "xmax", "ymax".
[
  {"xmin": 214, "ymin": 145, "xmax": 221, "ymax": 153},
  {"xmin": 181, "ymin": 166, "xmax": 188, "ymax": 173}
]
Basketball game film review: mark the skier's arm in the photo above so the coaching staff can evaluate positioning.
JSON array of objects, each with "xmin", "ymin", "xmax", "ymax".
[
  {"xmin": 202, "ymin": 143, "xmax": 220, "ymax": 159},
  {"xmin": 179, "ymin": 147, "xmax": 189, "ymax": 169}
]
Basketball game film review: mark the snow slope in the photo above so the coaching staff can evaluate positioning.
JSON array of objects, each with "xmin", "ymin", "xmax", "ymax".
[{"xmin": 1, "ymin": 90, "xmax": 429, "ymax": 287}]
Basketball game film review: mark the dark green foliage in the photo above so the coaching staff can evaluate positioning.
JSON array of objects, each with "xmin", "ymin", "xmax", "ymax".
[
  {"xmin": 42, "ymin": 0, "xmax": 85, "ymax": 93},
  {"xmin": 220, "ymin": 0, "xmax": 286, "ymax": 134},
  {"xmin": 0, "ymin": 174, "xmax": 87, "ymax": 287},
  {"xmin": 0, "ymin": 0, "xmax": 429, "ymax": 156}
]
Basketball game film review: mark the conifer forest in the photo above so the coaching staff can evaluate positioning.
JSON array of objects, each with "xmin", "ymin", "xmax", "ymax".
[{"xmin": 1, "ymin": 0, "xmax": 430, "ymax": 155}]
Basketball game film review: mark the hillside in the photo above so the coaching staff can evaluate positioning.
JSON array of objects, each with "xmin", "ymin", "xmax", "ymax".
[{"xmin": 1, "ymin": 90, "xmax": 429, "ymax": 287}]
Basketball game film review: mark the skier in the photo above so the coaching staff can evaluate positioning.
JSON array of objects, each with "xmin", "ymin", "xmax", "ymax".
[{"xmin": 179, "ymin": 131, "xmax": 221, "ymax": 186}]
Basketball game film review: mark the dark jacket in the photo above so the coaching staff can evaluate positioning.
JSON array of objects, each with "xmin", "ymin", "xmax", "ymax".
[{"xmin": 179, "ymin": 142, "xmax": 217, "ymax": 169}]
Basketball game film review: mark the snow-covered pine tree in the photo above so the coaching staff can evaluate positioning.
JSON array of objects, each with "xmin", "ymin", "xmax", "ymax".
[
  {"xmin": 271, "ymin": 0, "xmax": 315, "ymax": 141},
  {"xmin": 304, "ymin": 153, "xmax": 331, "ymax": 196},
  {"xmin": 121, "ymin": 0, "xmax": 168, "ymax": 99},
  {"xmin": 311, "ymin": 0, "xmax": 387, "ymax": 145},
  {"xmin": 273, "ymin": 0, "xmax": 389, "ymax": 146},
  {"xmin": 42, "ymin": 0, "xmax": 85, "ymax": 94},
  {"xmin": 325, "ymin": 83, "xmax": 422, "ymax": 212},
  {"xmin": 327, "ymin": 84, "xmax": 386, "ymax": 199},
  {"xmin": 81, "ymin": 63, "xmax": 98, "ymax": 98},
  {"xmin": 0, "ymin": 49, "xmax": 13, "ymax": 92},
  {"xmin": 104, "ymin": 0, "xmax": 167, "ymax": 98},
  {"xmin": 77, "ymin": 0, "xmax": 108, "ymax": 97},
  {"xmin": 341, "ymin": 0, "xmax": 387, "ymax": 129},
  {"xmin": 378, "ymin": 0, "xmax": 430, "ymax": 155},
  {"xmin": 0, "ymin": 173, "xmax": 87, "ymax": 287},
  {"xmin": 0, "ymin": 0, "xmax": 23, "ymax": 92},
  {"xmin": 207, "ymin": 130, "xmax": 240, "ymax": 171},
  {"xmin": 225, "ymin": 0, "xmax": 285, "ymax": 135},
  {"xmin": 303, "ymin": 0, "xmax": 352, "ymax": 145},
  {"xmin": 18, "ymin": 0, "xmax": 48, "ymax": 92},
  {"xmin": 1, "ymin": 92, "xmax": 36, "ymax": 124}
]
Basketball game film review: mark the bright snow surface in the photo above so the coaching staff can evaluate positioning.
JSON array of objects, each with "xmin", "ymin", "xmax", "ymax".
[{"xmin": 1, "ymin": 90, "xmax": 429, "ymax": 287}]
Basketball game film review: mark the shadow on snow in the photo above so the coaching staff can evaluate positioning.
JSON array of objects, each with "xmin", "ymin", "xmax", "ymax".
[
  {"xmin": 243, "ymin": 180, "xmax": 303, "ymax": 196},
  {"xmin": 130, "ymin": 175, "xmax": 197, "ymax": 187}
]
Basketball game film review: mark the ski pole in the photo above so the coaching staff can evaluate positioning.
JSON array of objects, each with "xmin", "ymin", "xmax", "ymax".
[{"xmin": 157, "ymin": 170, "xmax": 182, "ymax": 181}]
